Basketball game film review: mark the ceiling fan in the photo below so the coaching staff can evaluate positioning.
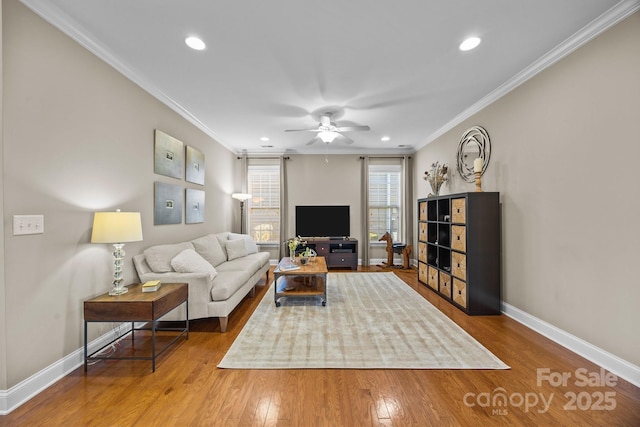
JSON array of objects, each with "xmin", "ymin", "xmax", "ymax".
[{"xmin": 285, "ymin": 113, "xmax": 370, "ymax": 145}]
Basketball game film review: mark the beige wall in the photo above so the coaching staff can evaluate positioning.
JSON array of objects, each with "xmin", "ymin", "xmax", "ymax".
[
  {"xmin": 414, "ymin": 12, "xmax": 640, "ymax": 366},
  {"xmin": 285, "ymin": 155, "xmax": 363, "ymax": 241},
  {"xmin": 2, "ymin": 0, "xmax": 236, "ymax": 387},
  {"xmin": 282, "ymin": 154, "xmax": 391, "ymax": 262},
  {"xmin": 0, "ymin": 0, "xmax": 7, "ymax": 391}
]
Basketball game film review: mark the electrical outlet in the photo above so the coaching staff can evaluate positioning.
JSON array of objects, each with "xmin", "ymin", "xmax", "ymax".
[{"xmin": 13, "ymin": 215, "xmax": 44, "ymax": 235}]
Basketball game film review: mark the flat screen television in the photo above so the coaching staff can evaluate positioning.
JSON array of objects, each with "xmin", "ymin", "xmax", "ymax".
[{"xmin": 295, "ymin": 205, "xmax": 350, "ymax": 238}]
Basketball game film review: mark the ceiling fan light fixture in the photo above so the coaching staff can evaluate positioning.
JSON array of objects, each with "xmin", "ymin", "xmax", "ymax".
[
  {"xmin": 459, "ymin": 36, "xmax": 481, "ymax": 51},
  {"xmin": 319, "ymin": 131, "xmax": 339, "ymax": 143},
  {"xmin": 185, "ymin": 36, "xmax": 206, "ymax": 50}
]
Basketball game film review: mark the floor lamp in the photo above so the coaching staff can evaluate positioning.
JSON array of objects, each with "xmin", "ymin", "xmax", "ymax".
[{"xmin": 231, "ymin": 193, "xmax": 252, "ymax": 234}]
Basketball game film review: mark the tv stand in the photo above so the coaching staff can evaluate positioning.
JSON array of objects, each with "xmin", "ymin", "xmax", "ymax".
[{"xmin": 301, "ymin": 238, "xmax": 358, "ymax": 270}]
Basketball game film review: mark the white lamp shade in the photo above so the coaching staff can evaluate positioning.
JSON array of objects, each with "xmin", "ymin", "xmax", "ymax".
[
  {"xmin": 91, "ymin": 211, "xmax": 143, "ymax": 243},
  {"xmin": 231, "ymin": 193, "xmax": 252, "ymax": 201}
]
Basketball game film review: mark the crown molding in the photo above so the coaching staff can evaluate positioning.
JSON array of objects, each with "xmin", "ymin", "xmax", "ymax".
[
  {"xmin": 417, "ymin": 0, "xmax": 640, "ymax": 149},
  {"xmin": 20, "ymin": 0, "xmax": 231, "ymax": 152}
]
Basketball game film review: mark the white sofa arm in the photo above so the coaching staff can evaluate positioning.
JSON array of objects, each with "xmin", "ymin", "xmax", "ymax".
[{"xmin": 138, "ymin": 271, "xmax": 214, "ymax": 320}]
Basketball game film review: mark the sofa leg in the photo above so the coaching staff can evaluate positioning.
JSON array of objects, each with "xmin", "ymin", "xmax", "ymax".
[
  {"xmin": 250, "ymin": 286, "xmax": 256, "ymax": 298},
  {"xmin": 219, "ymin": 317, "xmax": 228, "ymax": 333}
]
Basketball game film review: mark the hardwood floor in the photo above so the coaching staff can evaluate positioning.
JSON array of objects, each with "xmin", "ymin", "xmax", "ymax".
[{"xmin": 2, "ymin": 266, "xmax": 638, "ymax": 426}]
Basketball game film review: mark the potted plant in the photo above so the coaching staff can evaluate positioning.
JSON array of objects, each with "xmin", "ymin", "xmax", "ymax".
[{"xmin": 298, "ymin": 247, "xmax": 315, "ymax": 265}]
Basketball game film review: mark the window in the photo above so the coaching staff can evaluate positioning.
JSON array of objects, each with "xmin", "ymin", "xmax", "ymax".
[
  {"xmin": 368, "ymin": 164, "xmax": 401, "ymax": 242},
  {"xmin": 247, "ymin": 161, "xmax": 280, "ymax": 244}
]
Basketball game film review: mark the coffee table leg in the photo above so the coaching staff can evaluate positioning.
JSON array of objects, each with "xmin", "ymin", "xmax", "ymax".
[
  {"xmin": 323, "ymin": 274, "xmax": 327, "ymax": 306},
  {"xmin": 274, "ymin": 274, "xmax": 281, "ymax": 307}
]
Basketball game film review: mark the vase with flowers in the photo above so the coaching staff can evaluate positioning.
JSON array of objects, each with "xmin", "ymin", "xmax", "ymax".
[
  {"xmin": 286, "ymin": 236, "xmax": 306, "ymax": 262},
  {"xmin": 423, "ymin": 162, "xmax": 448, "ymax": 196}
]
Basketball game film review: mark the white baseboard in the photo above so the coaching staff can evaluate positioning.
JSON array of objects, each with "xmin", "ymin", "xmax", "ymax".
[
  {"xmin": 2, "ymin": 300, "xmax": 637, "ymax": 415},
  {"xmin": 502, "ymin": 302, "xmax": 640, "ymax": 388},
  {"xmin": 0, "ymin": 324, "xmax": 132, "ymax": 415}
]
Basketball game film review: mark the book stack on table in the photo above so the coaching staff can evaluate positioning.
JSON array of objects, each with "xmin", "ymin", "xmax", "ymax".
[{"xmin": 142, "ymin": 280, "xmax": 161, "ymax": 292}]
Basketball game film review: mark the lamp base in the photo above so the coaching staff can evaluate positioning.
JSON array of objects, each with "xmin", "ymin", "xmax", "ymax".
[
  {"xmin": 109, "ymin": 243, "xmax": 128, "ymax": 296},
  {"xmin": 109, "ymin": 286, "xmax": 128, "ymax": 296}
]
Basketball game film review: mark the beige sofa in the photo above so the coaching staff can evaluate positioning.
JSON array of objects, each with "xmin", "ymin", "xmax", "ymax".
[{"xmin": 133, "ymin": 232, "xmax": 270, "ymax": 332}]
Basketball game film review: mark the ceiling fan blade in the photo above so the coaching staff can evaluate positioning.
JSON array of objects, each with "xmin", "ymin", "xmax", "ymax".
[
  {"xmin": 334, "ymin": 134, "xmax": 353, "ymax": 145},
  {"xmin": 306, "ymin": 136, "xmax": 320, "ymax": 145},
  {"xmin": 285, "ymin": 128, "xmax": 320, "ymax": 132},
  {"xmin": 336, "ymin": 125, "xmax": 370, "ymax": 132}
]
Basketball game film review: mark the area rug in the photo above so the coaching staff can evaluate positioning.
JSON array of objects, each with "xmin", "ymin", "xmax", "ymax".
[{"xmin": 218, "ymin": 272, "xmax": 509, "ymax": 370}]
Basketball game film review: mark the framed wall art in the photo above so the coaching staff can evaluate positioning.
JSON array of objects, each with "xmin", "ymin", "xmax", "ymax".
[
  {"xmin": 185, "ymin": 145, "xmax": 205, "ymax": 185},
  {"xmin": 154, "ymin": 181, "xmax": 183, "ymax": 225},
  {"xmin": 154, "ymin": 129, "xmax": 184, "ymax": 179},
  {"xmin": 185, "ymin": 188, "xmax": 205, "ymax": 224}
]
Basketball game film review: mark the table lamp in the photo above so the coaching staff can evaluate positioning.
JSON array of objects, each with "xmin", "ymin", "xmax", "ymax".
[
  {"xmin": 231, "ymin": 193, "xmax": 252, "ymax": 234},
  {"xmin": 91, "ymin": 210, "xmax": 143, "ymax": 295}
]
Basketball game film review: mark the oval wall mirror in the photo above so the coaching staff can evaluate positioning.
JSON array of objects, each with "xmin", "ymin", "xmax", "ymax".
[{"xmin": 456, "ymin": 126, "xmax": 491, "ymax": 183}]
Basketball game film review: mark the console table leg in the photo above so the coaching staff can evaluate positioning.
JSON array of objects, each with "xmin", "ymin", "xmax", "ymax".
[
  {"xmin": 186, "ymin": 299, "xmax": 189, "ymax": 340},
  {"xmin": 84, "ymin": 321, "xmax": 88, "ymax": 372},
  {"xmin": 151, "ymin": 320, "xmax": 156, "ymax": 372}
]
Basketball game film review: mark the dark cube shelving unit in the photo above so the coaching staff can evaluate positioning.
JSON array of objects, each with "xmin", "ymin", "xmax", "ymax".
[{"xmin": 418, "ymin": 192, "xmax": 501, "ymax": 315}]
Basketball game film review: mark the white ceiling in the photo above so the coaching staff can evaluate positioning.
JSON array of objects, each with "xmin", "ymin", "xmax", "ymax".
[{"xmin": 21, "ymin": 0, "xmax": 637, "ymax": 155}]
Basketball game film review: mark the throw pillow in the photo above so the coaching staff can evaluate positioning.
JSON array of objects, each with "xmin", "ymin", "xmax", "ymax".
[
  {"xmin": 170, "ymin": 249, "xmax": 218, "ymax": 281},
  {"xmin": 144, "ymin": 242, "xmax": 194, "ymax": 273},
  {"xmin": 228, "ymin": 233, "xmax": 259, "ymax": 254},
  {"xmin": 216, "ymin": 232, "xmax": 230, "ymax": 259},
  {"xmin": 191, "ymin": 234, "xmax": 227, "ymax": 267},
  {"xmin": 225, "ymin": 238, "xmax": 248, "ymax": 261}
]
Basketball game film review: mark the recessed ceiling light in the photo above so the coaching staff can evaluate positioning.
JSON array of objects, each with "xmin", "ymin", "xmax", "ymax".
[
  {"xmin": 381, "ymin": 136, "xmax": 390, "ymax": 142},
  {"xmin": 260, "ymin": 145, "xmax": 274, "ymax": 148},
  {"xmin": 185, "ymin": 36, "xmax": 206, "ymax": 51},
  {"xmin": 260, "ymin": 137, "xmax": 270, "ymax": 142},
  {"xmin": 459, "ymin": 36, "xmax": 481, "ymax": 51}
]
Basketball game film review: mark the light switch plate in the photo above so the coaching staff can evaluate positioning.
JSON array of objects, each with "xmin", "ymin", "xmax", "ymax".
[{"xmin": 13, "ymin": 215, "xmax": 44, "ymax": 235}]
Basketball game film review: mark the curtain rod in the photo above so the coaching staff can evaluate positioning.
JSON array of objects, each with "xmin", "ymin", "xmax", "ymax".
[
  {"xmin": 237, "ymin": 156, "xmax": 290, "ymax": 160},
  {"xmin": 359, "ymin": 156, "xmax": 412, "ymax": 160}
]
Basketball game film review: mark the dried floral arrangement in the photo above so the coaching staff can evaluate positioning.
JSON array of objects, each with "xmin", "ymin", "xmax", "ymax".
[{"xmin": 423, "ymin": 162, "xmax": 448, "ymax": 196}]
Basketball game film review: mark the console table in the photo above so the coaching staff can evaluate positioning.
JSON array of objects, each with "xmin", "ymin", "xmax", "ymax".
[
  {"xmin": 84, "ymin": 282, "xmax": 189, "ymax": 372},
  {"xmin": 300, "ymin": 238, "xmax": 358, "ymax": 270}
]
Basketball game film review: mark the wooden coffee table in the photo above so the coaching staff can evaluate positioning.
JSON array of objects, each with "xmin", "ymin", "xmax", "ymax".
[{"xmin": 274, "ymin": 256, "xmax": 328, "ymax": 307}]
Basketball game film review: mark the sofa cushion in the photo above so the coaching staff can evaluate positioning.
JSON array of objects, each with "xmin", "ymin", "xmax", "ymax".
[
  {"xmin": 216, "ymin": 252, "xmax": 270, "ymax": 274},
  {"xmin": 143, "ymin": 242, "xmax": 194, "ymax": 273},
  {"xmin": 225, "ymin": 238, "xmax": 248, "ymax": 261},
  {"xmin": 228, "ymin": 233, "xmax": 259, "ymax": 254},
  {"xmin": 191, "ymin": 234, "xmax": 227, "ymax": 267},
  {"xmin": 171, "ymin": 249, "xmax": 218, "ymax": 281},
  {"xmin": 210, "ymin": 270, "xmax": 251, "ymax": 301}
]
